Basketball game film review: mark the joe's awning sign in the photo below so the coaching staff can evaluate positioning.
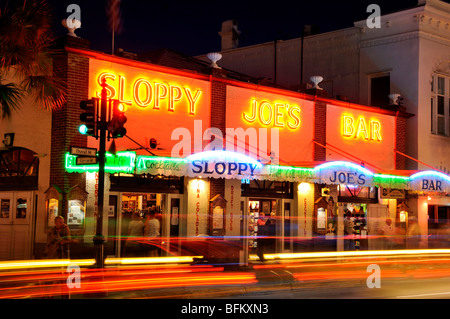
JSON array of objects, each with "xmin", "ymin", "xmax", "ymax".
[{"xmin": 313, "ymin": 161, "xmax": 374, "ymax": 187}]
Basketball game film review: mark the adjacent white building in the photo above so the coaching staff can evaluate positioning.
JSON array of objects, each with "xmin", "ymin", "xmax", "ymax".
[
  {"xmin": 198, "ymin": 0, "xmax": 450, "ymax": 244},
  {"xmin": 200, "ymin": 0, "xmax": 450, "ymax": 173}
]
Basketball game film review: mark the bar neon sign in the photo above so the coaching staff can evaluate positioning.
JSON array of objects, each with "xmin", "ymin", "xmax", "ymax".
[{"xmin": 341, "ymin": 114, "xmax": 382, "ymax": 142}]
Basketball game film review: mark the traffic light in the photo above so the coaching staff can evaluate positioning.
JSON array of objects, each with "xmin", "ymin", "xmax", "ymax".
[
  {"xmin": 149, "ymin": 138, "xmax": 157, "ymax": 149},
  {"xmin": 108, "ymin": 101, "xmax": 127, "ymax": 138},
  {"xmin": 79, "ymin": 99, "xmax": 96, "ymax": 136}
]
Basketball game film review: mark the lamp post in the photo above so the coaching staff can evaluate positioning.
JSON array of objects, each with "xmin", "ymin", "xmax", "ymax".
[{"xmin": 93, "ymin": 78, "xmax": 108, "ymax": 268}]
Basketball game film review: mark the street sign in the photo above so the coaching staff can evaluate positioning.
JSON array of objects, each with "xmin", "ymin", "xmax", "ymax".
[
  {"xmin": 76, "ymin": 156, "xmax": 98, "ymax": 165},
  {"xmin": 70, "ymin": 146, "xmax": 97, "ymax": 157}
]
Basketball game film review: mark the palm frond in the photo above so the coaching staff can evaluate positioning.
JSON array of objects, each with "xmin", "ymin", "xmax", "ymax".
[
  {"xmin": 0, "ymin": 0, "xmax": 64, "ymax": 114},
  {"xmin": 0, "ymin": 82, "xmax": 23, "ymax": 119},
  {"xmin": 21, "ymin": 75, "xmax": 67, "ymax": 111}
]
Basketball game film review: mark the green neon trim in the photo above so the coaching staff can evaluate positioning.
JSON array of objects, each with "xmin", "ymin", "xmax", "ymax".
[
  {"xmin": 137, "ymin": 155, "xmax": 187, "ymax": 164},
  {"xmin": 267, "ymin": 165, "xmax": 314, "ymax": 172},
  {"xmin": 373, "ymin": 173, "xmax": 410, "ymax": 181},
  {"xmin": 65, "ymin": 151, "xmax": 136, "ymax": 173},
  {"xmin": 373, "ymin": 173, "xmax": 410, "ymax": 189},
  {"xmin": 64, "ymin": 150, "xmax": 444, "ymax": 192}
]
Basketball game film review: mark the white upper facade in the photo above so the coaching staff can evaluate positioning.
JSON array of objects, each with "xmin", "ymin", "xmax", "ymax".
[{"xmin": 198, "ymin": 0, "xmax": 450, "ymax": 173}]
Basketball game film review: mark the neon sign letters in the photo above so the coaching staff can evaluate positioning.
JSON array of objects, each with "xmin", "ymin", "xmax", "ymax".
[
  {"xmin": 314, "ymin": 161, "xmax": 374, "ymax": 186},
  {"xmin": 341, "ymin": 114, "xmax": 382, "ymax": 142},
  {"xmin": 190, "ymin": 161, "xmax": 259, "ymax": 176},
  {"xmin": 187, "ymin": 150, "xmax": 262, "ymax": 178},
  {"xmin": 65, "ymin": 152, "xmax": 449, "ymax": 192},
  {"xmin": 409, "ymin": 171, "xmax": 450, "ymax": 192},
  {"xmin": 242, "ymin": 99, "xmax": 301, "ymax": 130},
  {"xmin": 95, "ymin": 72, "xmax": 202, "ymax": 114}
]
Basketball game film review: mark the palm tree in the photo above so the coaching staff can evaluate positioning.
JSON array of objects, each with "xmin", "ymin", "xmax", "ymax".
[{"xmin": 0, "ymin": 0, "xmax": 66, "ymax": 119}]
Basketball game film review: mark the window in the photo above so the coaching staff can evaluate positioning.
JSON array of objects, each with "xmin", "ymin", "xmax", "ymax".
[
  {"xmin": 241, "ymin": 180, "xmax": 293, "ymax": 199},
  {"xmin": 431, "ymin": 74, "xmax": 450, "ymax": 136},
  {"xmin": 370, "ymin": 74, "xmax": 390, "ymax": 107},
  {"xmin": 0, "ymin": 147, "xmax": 39, "ymax": 190},
  {"xmin": 337, "ymin": 185, "xmax": 378, "ymax": 203}
]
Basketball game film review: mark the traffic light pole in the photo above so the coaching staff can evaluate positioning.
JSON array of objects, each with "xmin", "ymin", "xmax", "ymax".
[{"xmin": 94, "ymin": 79, "xmax": 108, "ymax": 268}]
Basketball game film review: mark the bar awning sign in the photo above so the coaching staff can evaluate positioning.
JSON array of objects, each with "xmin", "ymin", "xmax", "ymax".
[{"xmin": 409, "ymin": 171, "xmax": 450, "ymax": 193}]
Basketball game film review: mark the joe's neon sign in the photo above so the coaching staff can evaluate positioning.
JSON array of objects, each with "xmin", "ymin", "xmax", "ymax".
[
  {"xmin": 95, "ymin": 72, "xmax": 203, "ymax": 114},
  {"xmin": 242, "ymin": 99, "xmax": 301, "ymax": 130}
]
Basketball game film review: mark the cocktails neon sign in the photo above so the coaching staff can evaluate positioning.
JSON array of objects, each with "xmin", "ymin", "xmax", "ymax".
[{"xmin": 95, "ymin": 72, "xmax": 202, "ymax": 114}]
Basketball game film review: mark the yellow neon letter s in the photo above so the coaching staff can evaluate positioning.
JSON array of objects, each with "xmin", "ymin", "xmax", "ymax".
[
  {"xmin": 96, "ymin": 72, "xmax": 116, "ymax": 99},
  {"xmin": 287, "ymin": 105, "xmax": 301, "ymax": 130}
]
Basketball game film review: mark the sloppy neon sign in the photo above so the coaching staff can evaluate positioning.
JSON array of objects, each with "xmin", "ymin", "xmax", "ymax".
[
  {"xmin": 341, "ymin": 114, "xmax": 382, "ymax": 142},
  {"xmin": 242, "ymin": 99, "xmax": 301, "ymax": 130},
  {"xmin": 95, "ymin": 72, "xmax": 202, "ymax": 114}
]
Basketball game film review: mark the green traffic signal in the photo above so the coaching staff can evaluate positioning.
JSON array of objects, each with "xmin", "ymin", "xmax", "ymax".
[
  {"xmin": 79, "ymin": 124, "xmax": 95, "ymax": 135},
  {"xmin": 79, "ymin": 124, "xmax": 88, "ymax": 134},
  {"xmin": 79, "ymin": 99, "xmax": 97, "ymax": 137}
]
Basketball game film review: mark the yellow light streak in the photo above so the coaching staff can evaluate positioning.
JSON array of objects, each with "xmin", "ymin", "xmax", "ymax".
[
  {"xmin": 250, "ymin": 249, "xmax": 450, "ymax": 261},
  {"xmin": 0, "ymin": 259, "xmax": 95, "ymax": 270},
  {"xmin": 105, "ymin": 256, "xmax": 203, "ymax": 265}
]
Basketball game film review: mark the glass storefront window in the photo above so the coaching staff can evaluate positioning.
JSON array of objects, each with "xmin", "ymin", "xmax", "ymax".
[
  {"xmin": 338, "ymin": 185, "xmax": 377, "ymax": 200},
  {"xmin": 1, "ymin": 199, "xmax": 10, "ymax": 219},
  {"xmin": 46, "ymin": 198, "xmax": 59, "ymax": 227},
  {"xmin": 67, "ymin": 199, "xmax": 85, "ymax": 226},
  {"xmin": 16, "ymin": 198, "xmax": 27, "ymax": 219}
]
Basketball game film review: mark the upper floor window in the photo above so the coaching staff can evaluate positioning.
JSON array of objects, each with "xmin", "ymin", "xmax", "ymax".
[
  {"xmin": 431, "ymin": 74, "xmax": 450, "ymax": 136},
  {"xmin": 370, "ymin": 74, "xmax": 390, "ymax": 108}
]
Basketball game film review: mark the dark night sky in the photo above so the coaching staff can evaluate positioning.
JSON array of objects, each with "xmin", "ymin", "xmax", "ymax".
[{"xmin": 47, "ymin": 0, "xmax": 430, "ymax": 57}]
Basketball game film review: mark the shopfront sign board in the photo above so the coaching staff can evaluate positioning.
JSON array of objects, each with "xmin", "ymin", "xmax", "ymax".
[{"xmin": 409, "ymin": 171, "xmax": 450, "ymax": 193}]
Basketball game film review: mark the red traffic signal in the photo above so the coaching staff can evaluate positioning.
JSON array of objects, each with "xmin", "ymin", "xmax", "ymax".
[
  {"xmin": 108, "ymin": 101, "xmax": 127, "ymax": 138},
  {"xmin": 149, "ymin": 138, "xmax": 157, "ymax": 149}
]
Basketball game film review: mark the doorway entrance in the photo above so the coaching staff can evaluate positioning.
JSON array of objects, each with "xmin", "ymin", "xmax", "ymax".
[
  {"xmin": 246, "ymin": 197, "xmax": 293, "ymax": 260},
  {"xmin": 0, "ymin": 191, "xmax": 34, "ymax": 260}
]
